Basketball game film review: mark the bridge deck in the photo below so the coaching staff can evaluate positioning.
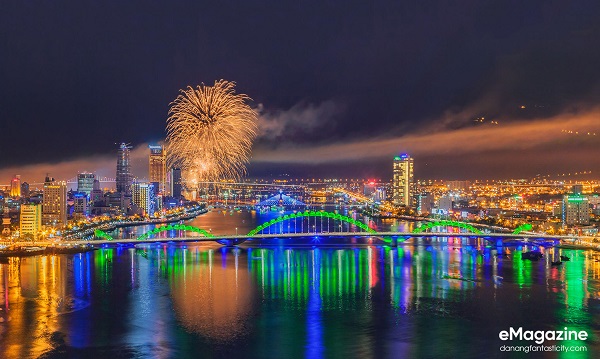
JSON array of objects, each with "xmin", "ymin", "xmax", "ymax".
[{"xmin": 55, "ymin": 231, "xmax": 586, "ymax": 246}]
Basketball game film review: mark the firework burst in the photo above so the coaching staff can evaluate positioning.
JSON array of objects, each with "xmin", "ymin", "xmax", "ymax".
[{"xmin": 166, "ymin": 80, "xmax": 258, "ymax": 186}]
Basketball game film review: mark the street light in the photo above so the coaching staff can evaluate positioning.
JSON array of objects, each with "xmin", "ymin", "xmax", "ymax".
[{"xmin": 236, "ymin": 227, "xmax": 238, "ymax": 236}]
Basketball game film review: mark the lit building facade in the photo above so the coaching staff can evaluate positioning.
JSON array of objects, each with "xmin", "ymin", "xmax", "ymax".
[
  {"xmin": 10, "ymin": 175, "xmax": 21, "ymax": 197},
  {"xmin": 149, "ymin": 145, "xmax": 167, "ymax": 195},
  {"xmin": 77, "ymin": 173, "xmax": 95, "ymax": 196},
  {"xmin": 20, "ymin": 204, "xmax": 42, "ymax": 239},
  {"xmin": 131, "ymin": 182, "xmax": 156, "ymax": 216},
  {"xmin": 42, "ymin": 177, "xmax": 67, "ymax": 226},
  {"xmin": 392, "ymin": 154, "xmax": 414, "ymax": 207},
  {"xmin": 73, "ymin": 192, "xmax": 89, "ymax": 217},
  {"xmin": 116, "ymin": 143, "xmax": 133, "ymax": 195},
  {"xmin": 562, "ymin": 194, "xmax": 590, "ymax": 226}
]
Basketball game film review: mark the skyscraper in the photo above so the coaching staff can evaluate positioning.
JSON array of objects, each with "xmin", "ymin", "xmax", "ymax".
[
  {"xmin": 10, "ymin": 175, "xmax": 21, "ymax": 197},
  {"xmin": 149, "ymin": 145, "xmax": 167, "ymax": 194},
  {"xmin": 131, "ymin": 182, "xmax": 156, "ymax": 216},
  {"xmin": 42, "ymin": 176, "xmax": 67, "ymax": 226},
  {"xmin": 77, "ymin": 173, "xmax": 95, "ymax": 196},
  {"xmin": 116, "ymin": 143, "xmax": 133, "ymax": 195},
  {"xmin": 392, "ymin": 154, "xmax": 414, "ymax": 207},
  {"xmin": 170, "ymin": 167, "xmax": 182, "ymax": 200}
]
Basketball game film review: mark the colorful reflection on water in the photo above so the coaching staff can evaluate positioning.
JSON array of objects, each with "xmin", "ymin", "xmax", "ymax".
[{"xmin": 1, "ymin": 242, "xmax": 600, "ymax": 358}]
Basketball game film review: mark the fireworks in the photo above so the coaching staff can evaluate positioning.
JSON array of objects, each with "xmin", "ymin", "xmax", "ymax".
[{"xmin": 166, "ymin": 80, "xmax": 258, "ymax": 186}]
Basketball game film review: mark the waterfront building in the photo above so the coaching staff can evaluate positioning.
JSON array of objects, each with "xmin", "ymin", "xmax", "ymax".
[
  {"xmin": 20, "ymin": 203, "xmax": 42, "ymax": 239},
  {"xmin": 77, "ymin": 173, "xmax": 95, "ymax": 196},
  {"xmin": 73, "ymin": 192, "xmax": 89, "ymax": 217},
  {"xmin": 131, "ymin": 182, "xmax": 156, "ymax": 216},
  {"xmin": 392, "ymin": 154, "xmax": 414, "ymax": 207},
  {"xmin": 562, "ymin": 194, "xmax": 590, "ymax": 226},
  {"xmin": 170, "ymin": 167, "xmax": 182, "ymax": 199},
  {"xmin": 417, "ymin": 192, "xmax": 434, "ymax": 215},
  {"xmin": 10, "ymin": 175, "xmax": 21, "ymax": 197},
  {"xmin": 149, "ymin": 145, "xmax": 167, "ymax": 195},
  {"xmin": 116, "ymin": 143, "xmax": 133, "ymax": 195},
  {"xmin": 42, "ymin": 176, "xmax": 67, "ymax": 226}
]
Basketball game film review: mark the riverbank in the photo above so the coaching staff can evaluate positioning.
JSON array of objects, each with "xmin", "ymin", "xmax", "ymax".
[{"xmin": 0, "ymin": 244, "xmax": 96, "ymax": 258}]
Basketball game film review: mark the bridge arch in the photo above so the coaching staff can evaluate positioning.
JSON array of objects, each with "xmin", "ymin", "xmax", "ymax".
[
  {"xmin": 512, "ymin": 223, "xmax": 533, "ymax": 235},
  {"xmin": 412, "ymin": 220, "xmax": 483, "ymax": 234},
  {"xmin": 94, "ymin": 229, "xmax": 113, "ymax": 240},
  {"xmin": 137, "ymin": 224, "xmax": 215, "ymax": 240},
  {"xmin": 247, "ymin": 210, "xmax": 377, "ymax": 236}
]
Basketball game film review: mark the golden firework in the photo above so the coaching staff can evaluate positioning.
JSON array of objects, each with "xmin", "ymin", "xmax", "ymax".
[{"xmin": 166, "ymin": 80, "xmax": 258, "ymax": 187}]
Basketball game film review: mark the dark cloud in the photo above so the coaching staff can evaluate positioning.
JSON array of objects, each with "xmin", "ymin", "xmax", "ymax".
[{"xmin": 1, "ymin": 0, "xmax": 599, "ymax": 180}]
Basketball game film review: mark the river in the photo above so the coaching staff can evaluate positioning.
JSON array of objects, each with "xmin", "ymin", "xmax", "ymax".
[{"xmin": 0, "ymin": 208, "xmax": 599, "ymax": 358}]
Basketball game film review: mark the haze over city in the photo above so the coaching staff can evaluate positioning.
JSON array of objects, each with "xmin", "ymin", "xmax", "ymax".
[{"xmin": 2, "ymin": 1, "xmax": 600, "ymax": 181}]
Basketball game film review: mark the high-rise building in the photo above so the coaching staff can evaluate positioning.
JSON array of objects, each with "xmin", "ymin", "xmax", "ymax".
[
  {"xmin": 10, "ymin": 175, "xmax": 21, "ymax": 197},
  {"xmin": 116, "ymin": 143, "xmax": 133, "ymax": 195},
  {"xmin": 417, "ymin": 192, "xmax": 434, "ymax": 215},
  {"xmin": 562, "ymin": 194, "xmax": 590, "ymax": 226},
  {"xmin": 20, "ymin": 182, "xmax": 30, "ymax": 198},
  {"xmin": 42, "ymin": 176, "xmax": 67, "ymax": 226},
  {"xmin": 170, "ymin": 167, "xmax": 182, "ymax": 200},
  {"xmin": 77, "ymin": 173, "xmax": 96, "ymax": 196},
  {"xmin": 131, "ymin": 182, "xmax": 156, "ymax": 216},
  {"xmin": 73, "ymin": 192, "xmax": 89, "ymax": 216},
  {"xmin": 90, "ymin": 179, "xmax": 104, "ymax": 204},
  {"xmin": 392, "ymin": 154, "xmax": 414, "ymax": 207},
  {"xmin": 20, "ymin": 204, "xmax": 42, "ymax": 239},
  {"xmin": 149, "ymin": 145, "xmax": 167, "ymax": 194}
]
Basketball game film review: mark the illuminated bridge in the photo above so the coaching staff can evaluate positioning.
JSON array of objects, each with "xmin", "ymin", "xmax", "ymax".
[{"xmin": 83, "ymin": 211, "xmax": 577, "ymax": 247}]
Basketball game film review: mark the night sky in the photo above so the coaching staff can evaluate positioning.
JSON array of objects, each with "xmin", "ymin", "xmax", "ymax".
[{"xmin": 1, "ymin": 0, "xmax": 600, "ymax": 182}]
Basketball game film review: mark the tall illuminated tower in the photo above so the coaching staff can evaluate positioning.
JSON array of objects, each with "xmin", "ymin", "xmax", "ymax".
[
  {"xmin": 42, "ymin": 176, "xmax": 67, "ymax": 226},
  {"xmin": 149, "ymin": 145, "xmax": 167, "ymax": 194},
  {"xmin": 116, "ymin": 143, "xmax": 133, "ymax": 195},
  {"xmin": 10, "ymin": 175, "xmax": 21, "ymax": 197},
  {"xmin": 392, "ymin": 154, "xmax": 414, "ymax": 207}
]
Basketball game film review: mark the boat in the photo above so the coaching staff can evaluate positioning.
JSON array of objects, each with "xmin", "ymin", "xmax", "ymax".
[
  {"xmin": 559, "ymin": 255, "xmax": 570, "ymax": 261},
  {"xmin": 522, "ymin": 251, "xmax": 543, "ymax": 261}
]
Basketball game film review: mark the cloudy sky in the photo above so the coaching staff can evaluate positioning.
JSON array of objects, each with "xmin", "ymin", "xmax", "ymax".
[{"xmin": 1, "ymin": 0, "xmax": 600, "ymax": 183}]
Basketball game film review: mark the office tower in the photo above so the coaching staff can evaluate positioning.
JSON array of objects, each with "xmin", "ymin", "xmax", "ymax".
[
  {"xmin": 10, "ymin": 175, "xmax": 21, "ymax": 197},
  {"xmin": 562, "ymin": 194, "xmax": 590, "ymax": 226},
  {"xmin": 149, "ymin": 145, "xmax": 167, "ymax": 194},
  {"xmin": 417, "ymin": 192, "xmax": 434, "ymax": 215},
  {"xmin": 392, "ymin": 154, "xmax": 414, "ymax": 207},
  {"xmin": 42, "ymin": 176, "xmax": 67, "ymax": 226},
  {"xmin": 90, "ymin": 179, "xmax": 104, "ymax": 204},
  {"xmin": 73, "ymin": 192, "xmax": 89, "ymax": 216},
  {"xmin": 116, "ymin": 143, "xmax": 133, "ymax": 195},
  {"xmin": 77, "ymin": 173, "xmax": 96, "ymax": 196},
  {"xmin": 131, "ymin": 182, "xmax": 156, "ymax": 216},
  {"xmin": 20, "ymin": 203, "xmax": 42, "ymax": 239},
  {"xmin": 170, "ymin": 167, "xmax": 182, "ymax": 199},
  {"xmin": 20, "ymin": 182, "xmax": 30, "ymax": 198}
]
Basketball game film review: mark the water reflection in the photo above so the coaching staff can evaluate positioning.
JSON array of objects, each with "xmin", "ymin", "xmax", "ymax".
[{"xmin": 0, "ymin": 243, "xmax": 599, "ymax": 358}]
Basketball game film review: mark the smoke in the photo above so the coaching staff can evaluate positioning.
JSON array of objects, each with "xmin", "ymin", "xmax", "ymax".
[
  {"xmin": 0, "ymin": 143, "xmax": 152, "ymax": 187},
  {"xmin": 252, "ymin": 106, "xmax": 600, "ymax": 164},
  {"xmin": 255, "ymin": 101, "xmax": 340, "ymax": 140}
]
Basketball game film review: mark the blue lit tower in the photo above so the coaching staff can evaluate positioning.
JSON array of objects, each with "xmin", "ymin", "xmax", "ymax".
[{"xmin": 116, "ymin": 143, "xmax": 133, "ymax": 195}]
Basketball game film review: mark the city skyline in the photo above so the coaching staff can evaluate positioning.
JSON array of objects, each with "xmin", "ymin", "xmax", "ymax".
[{"xmin": 1, "ymin": 1, "xmax": 600, "ymax": 180}]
